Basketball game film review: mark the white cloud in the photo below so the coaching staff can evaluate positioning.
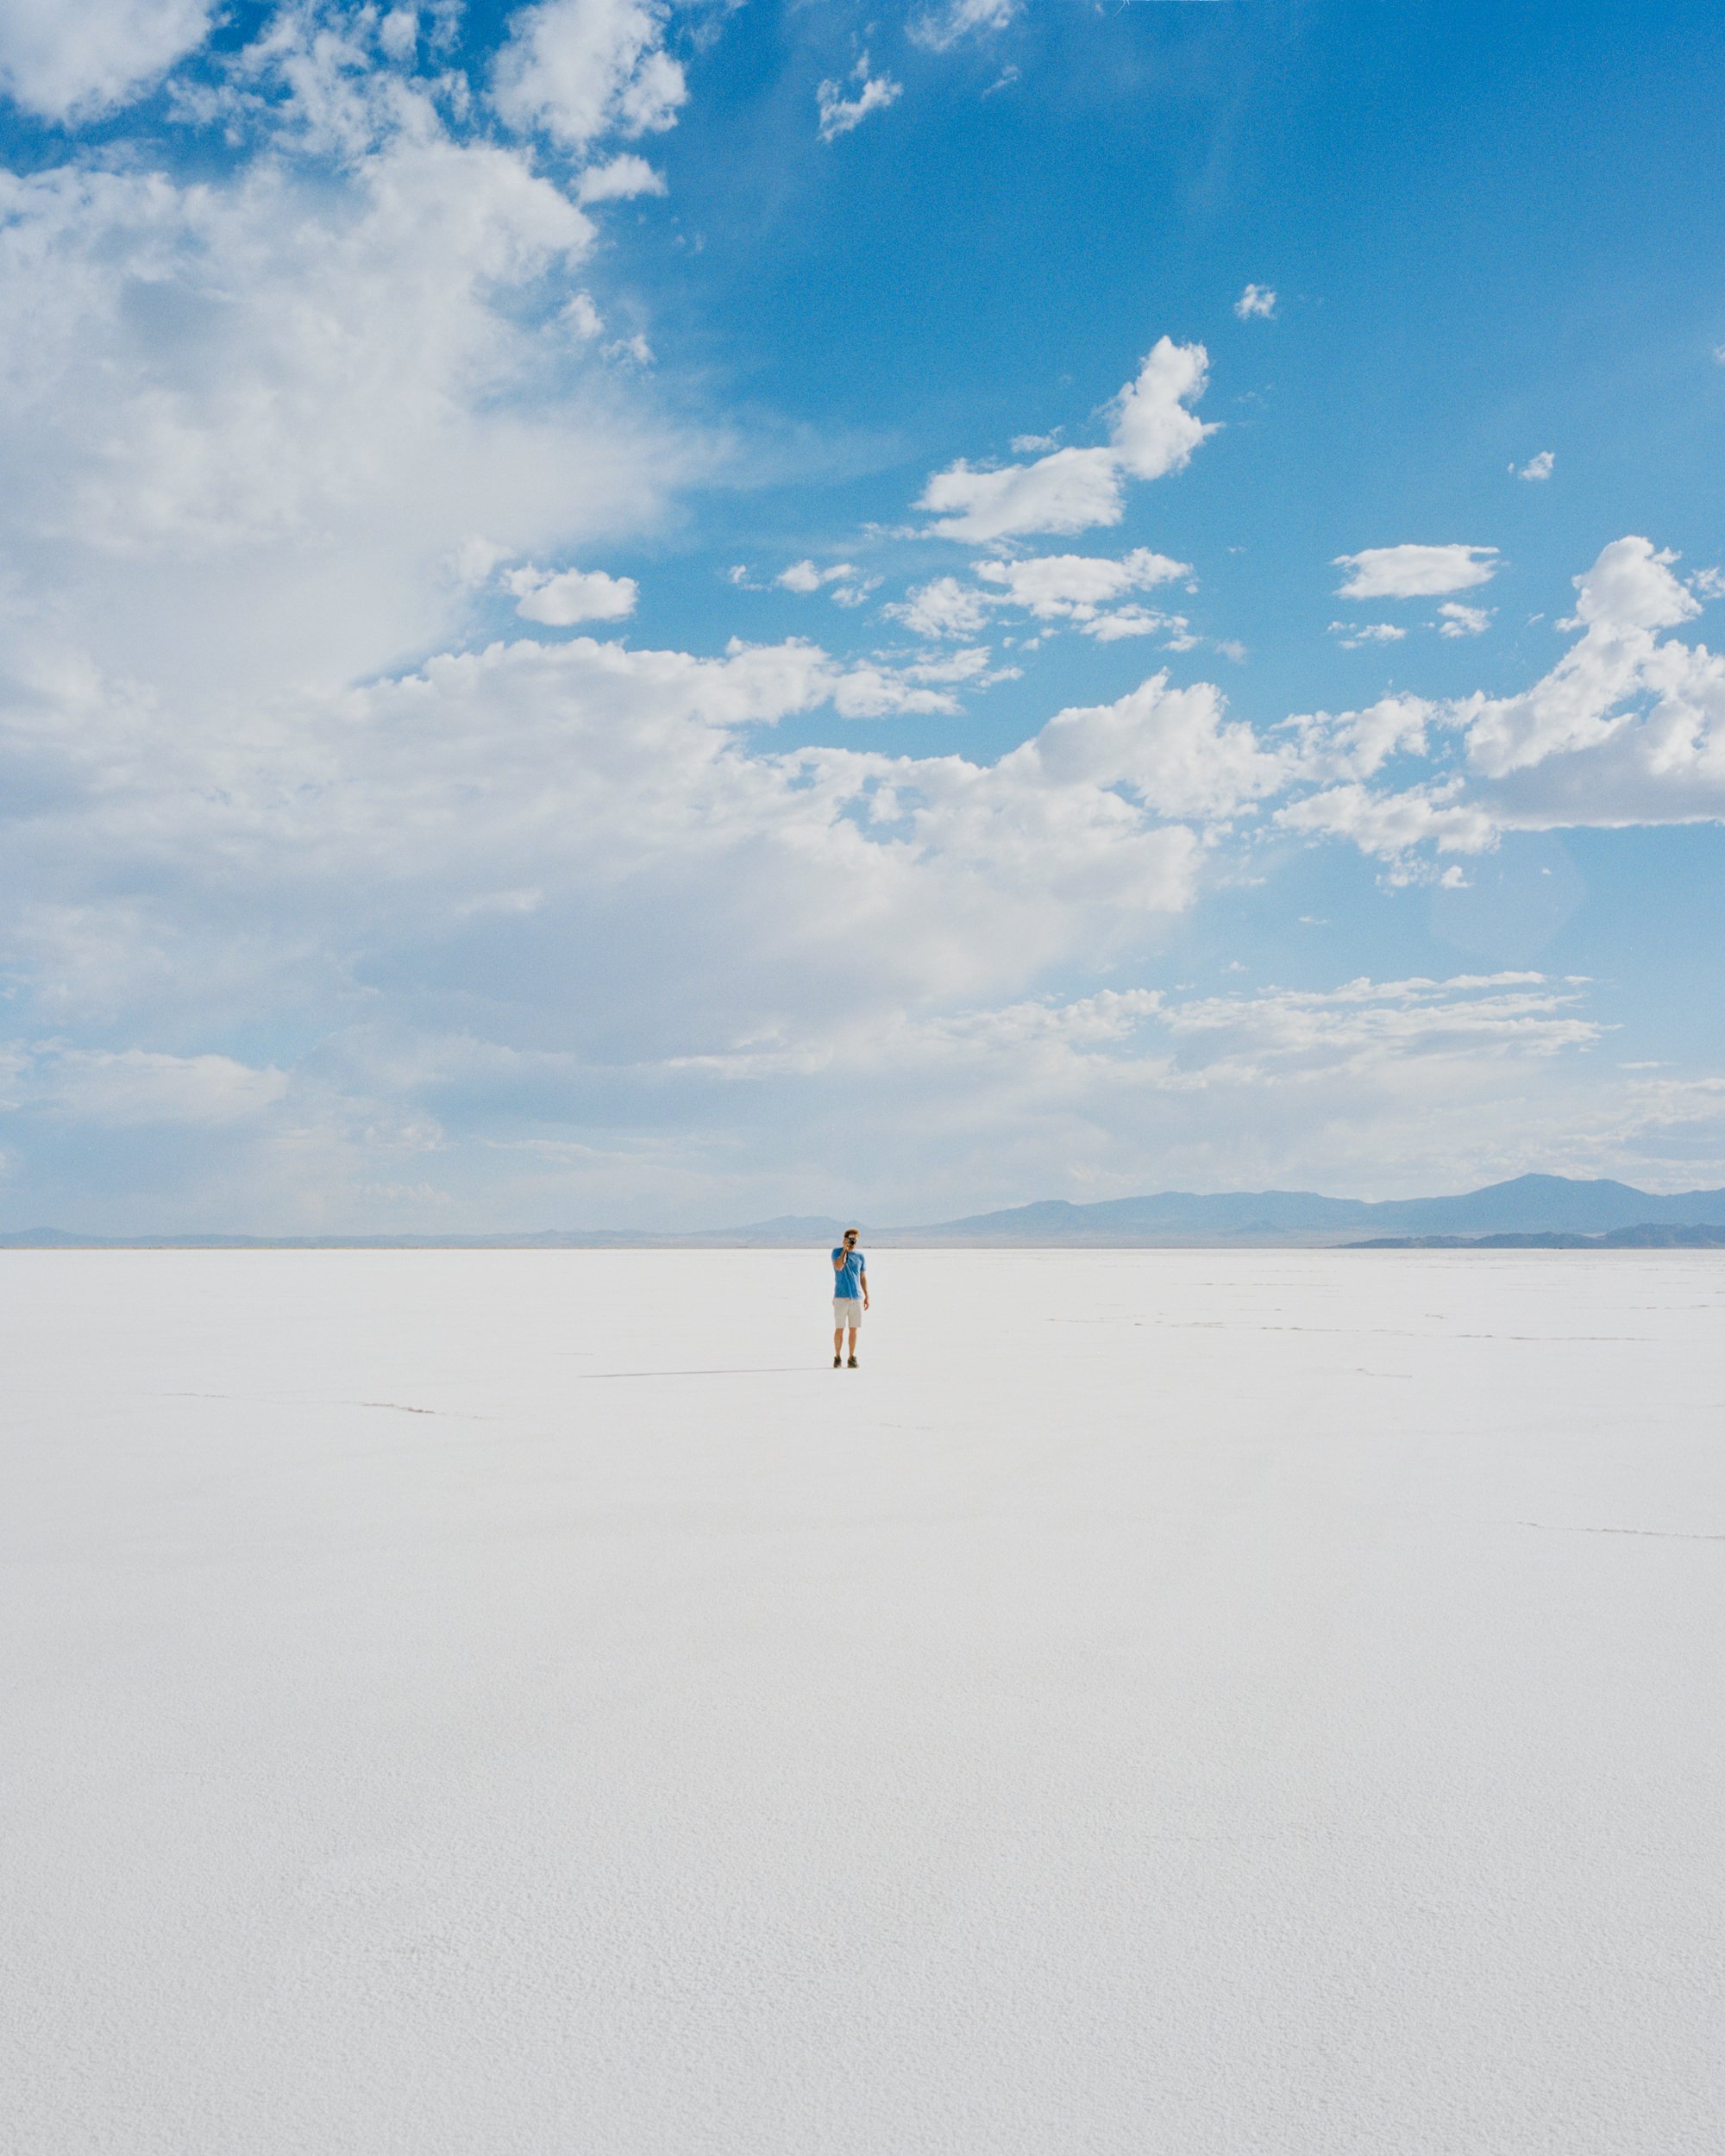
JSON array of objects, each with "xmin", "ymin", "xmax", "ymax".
[
  {"xmin": 918, "ymin": 337, "xmax": 1216, "ymax": 540},
  {"xmin": 0, "ymin": 635, "xmax": 1214, "ymax": 1187},
  {"xmin": 776, "ymin": 560, "xmax": 877, "ymax": 605},
  {"xmin": 1285, "ymin": 537, "xmax": 1725, "ymax": 849},
  {"xmin": 0, "ymin": 0, "xmax": 214, "ymax": 122},
  {"xmin": 1079, "ymin": 608, "xmax": 1164, "ymax": 642},
  {"xmin": 1328, "ymin": 622, "xmax": 1408, "ymax": 649},
  {"xmin": 974, "ymin": 547, "xmax": 1190, "ymax": 620},
  {"xmin": 886, "ymin": 576, "xmax": 997, "ymax": 639},
  {"xmin": 1019, "ymin": 673, "xmax": 1292, "ymax": 821},
  {"xmin": 10, "ymin": 1046, "xmax": 290, "ymax": 1127},
  {"xmin": 5, "ymin": 7, "xmax": 1722, "ymax": 1226},
  {"xmin": 492, "ymin": 0, "xmax": 687, "ymax": 151},
  {"xmin": 561, "ymin": 290, "xmax": 605, "ymax": 339},
  {"xmin": 0, "ymin": 122, "xmax": 663, "ymax": 630},
  {"xmin": 1275, "ymin": 781, "xmax": 1497, "ymax": 866},
  {"xmin": 1455, "ymin": 536, "xmax": 1716, "ymax": 788},
  {"xmin": 1439, "ymin": 601, "xmax": 1492, "ymax": 638},
  {"xmin": 1234, "ymin": 283, "xmax": 1276, "ymax": 320},
  {"xmin": 378, "ymin": 9, "xmax": 418, "ymax": 64},
  {"xmin": 1082, "ymin": 607, "xmax": 1195, "ymax": 648},
  {"xmin": 1107, "ymin": 337, "xmax": 1220, "ymax": 482},
  {"xmin": 902, "ymin": 647, "xmax": 1019, "ymax": 687},
  {"xmin": 918, "ymin": 446, "xmax": 1124, "ymax": 543},
  {"xmin": 817, "ymin": 57, "xmax": 901, "ymax": 141},
  {"xmin": 1515, "ymin": 450, "xmax": 1554, "ymax": 481},
  {"xmin": 908, "ymin": 0, "xmax": 1020, "ymax": 53},
  {"xmin": 1157, "ymin": 972, "xmax": 1600, "ymax": 1069},
  {"xmin": 575, "ymin": 152, "xmax": 667, "ymax": 203},
  {"xmin": 1560, "ymin": 534, "xmax": 1699, "ymax": 635},
  {"xmin": 505, "ymin": 564, "xmax": 639, "ymax": 624},
  {"xmin": 1282, "ymin": 693, "xmax": 1433, "ymax": 781},
  {"xmin": 1335, "ymin": 545, "xmax": 1499, "ymax": 600}
]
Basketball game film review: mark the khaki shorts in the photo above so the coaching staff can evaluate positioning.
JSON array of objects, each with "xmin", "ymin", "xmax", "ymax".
[{"xmin": 832, "ymin": 1299, "xmax": 863, "ymax": 1328}]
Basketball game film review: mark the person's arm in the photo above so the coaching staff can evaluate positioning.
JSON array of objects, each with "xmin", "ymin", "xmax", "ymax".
[
  {"xmin": 833, "ymin": 1249, "xmax": 845, "ymax": 1273},
  {"xmin": 860, "ymin": 1262, "xmax": 869, "ymax": 1308}
]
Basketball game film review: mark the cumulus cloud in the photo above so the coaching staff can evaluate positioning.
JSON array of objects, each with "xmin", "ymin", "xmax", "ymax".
[
  {"xmin": 777, "ymin": 560, "xmax": 879, "ymax": 605},
  {"xmin": 918, "ymin": 337, "xmax": 1217, "ymax": 540},
  {"xmin": 1108, "ymin": 337, "xmax": 1220, "ymax": 481},
  {"xmin": 1233, "ymin": 283, "xmax": 1276, "ymax": 320},
  {"xmin": 1281, "ymin": 694, "xmax": 1433, "ymax": 782},
  {"xmin": 1275, "ymin": 781, "xmax": 1497, "ymax": 868},
  {"xmin": 1335, "ymin": 545, "xmax": 1499, "ymax": 600},
  {"xmin": 0, "ymin": 631, "xmax": 1214, "ymax": 1200},
  {"xmin": 561, "ymin": 290, "xmax": 605, "ymax": 339},
  {"xmin": 1082, "ymin": 607, "xmax": 1195, "ymax": 648},
  {"xmin": 1288, "ymin": 537, "xmax": 1725, "ymax": 852},
  {"xmin": 3, "ymin": 12, "xmax": 1720, "ymax": 1224},
  {"xmin": 492, "ymin": 0, "xmax": 687, "ymax": 150},
  {"xmin": 1328, "ymin": 622, "xmax": 1408, "ymax": 649},
  {"xmin": 1016, "ymin": 673, "xmax": 1292, "ymax": 822},
  {"xmin": 817, "ymin": 56, "xmax": 901, "ymax": 141},
  {"xmin": 0, "ymin": 23, "xmax": 693, "ymax": 717},
  {"xmin": 1440, "ymin": 601, "xmax": 1492, "ymax": 638},
  {"xmin": 918, "ymin": 446, "xmax": 1124, "ymax": 543},
  {"xmin": 1515, "ymin": 450, "xmax": 1555, "ymax": 481},
  {"xmin": 0, "ymin": 0, "xmax": 215, "ymax": 121},
  {"xmin": 975, "ymin": 547, "xmax": 1190, "ymax": 619},
  {"xmin": 1454, "ymin": 536, "xmax": 1718, "ymax": 793},
  {"xmin": 505, "ymin": 564, "xmax": 639, "ymax": 624},
  {"xmin": 575, "ymin": 152, "xmax": 667, "ymax": 203},
  {"xmin": 886, "ymin": 576, "xmax": 997, "ymax": 639},
  {"xmin": 888, "ymin": 548, "xmax": 1192, "ymax": 641}
]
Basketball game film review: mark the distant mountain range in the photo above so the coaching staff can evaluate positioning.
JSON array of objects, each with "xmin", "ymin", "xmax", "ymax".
[
  {"xmin": 1352, "ymin": 1222, "xmax": 1725, "ymax": 1250},
  {"xmin": 3, "ymin": 1175, "xmax": 1725, "ymax": 1250}
]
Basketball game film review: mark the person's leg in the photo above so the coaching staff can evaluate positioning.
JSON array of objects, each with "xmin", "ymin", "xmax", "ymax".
[
  {"xmin": 847, "ymin": 1314, "xmax": 861, "ymax": 1365},
  {"xmin": 833, "ymin": 1321, "xmax": 844, "ymax": 1364}
]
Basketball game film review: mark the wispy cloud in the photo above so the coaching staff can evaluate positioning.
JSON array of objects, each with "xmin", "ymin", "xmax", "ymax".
[
  {"xmin": 818, "ymin": 56, "xmax": 902, "ymax": 141},
  {"xmin": 907, "ymin": 0, "xmax": 1020, "ymax": 53}
]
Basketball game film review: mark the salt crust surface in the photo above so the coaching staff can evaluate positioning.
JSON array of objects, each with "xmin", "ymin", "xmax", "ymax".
[{"xmin": 3, "ymin": 1248, "xmax": 1723, "ymax": 2154}]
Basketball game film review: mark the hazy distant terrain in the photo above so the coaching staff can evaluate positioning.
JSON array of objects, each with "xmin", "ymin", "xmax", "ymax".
[
  {"xmin": 6, "ymin": 1172, "xmax": 1725, "ymax": 1249},
  {"xmin": 5, "ymin": 1249, "xmax": 1722, "ymax": 2155}
]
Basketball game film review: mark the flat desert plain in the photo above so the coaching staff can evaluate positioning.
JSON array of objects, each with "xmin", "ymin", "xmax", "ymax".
[{"xmin": 4, "ymin": 1248, "xmax": 1722, "ymax": 2153}]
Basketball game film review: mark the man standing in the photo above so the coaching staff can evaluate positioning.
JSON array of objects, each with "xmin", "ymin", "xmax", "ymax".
[{"xmin": 831, "ymin": 1228, "xmax": 868, "ymax": 1368}]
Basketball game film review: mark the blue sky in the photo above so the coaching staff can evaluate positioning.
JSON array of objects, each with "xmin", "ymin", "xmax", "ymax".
[{"xmin": 1, "ymin": 0, "xmax": 1722, "ymax": 1230}]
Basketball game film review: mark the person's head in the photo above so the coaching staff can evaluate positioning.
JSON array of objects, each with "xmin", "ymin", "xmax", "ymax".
[{"xmin": 843, "ymin": 1228, "xmax": 859, "ymax": 1249}]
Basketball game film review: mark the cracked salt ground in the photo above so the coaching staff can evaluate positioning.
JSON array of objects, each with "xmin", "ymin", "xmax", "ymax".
[{"xmin": 4, "ymin": 1247, "xmax": 1723, "ymax": 2156}]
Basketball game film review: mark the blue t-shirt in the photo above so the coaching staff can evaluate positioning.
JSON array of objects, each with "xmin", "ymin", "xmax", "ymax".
[{"xmin": 831, "ymin": 1247, "xmax": 864, "ymax": 1298}]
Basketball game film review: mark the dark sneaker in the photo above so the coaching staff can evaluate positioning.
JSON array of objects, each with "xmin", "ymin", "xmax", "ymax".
[
  {"xmin": 847, "ymin": 1356, "xmax": 859, "ymax": 1369},
  {"xmin": 833, "ymin": 1354, "xmax": 842, "ymax": 1367}
]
